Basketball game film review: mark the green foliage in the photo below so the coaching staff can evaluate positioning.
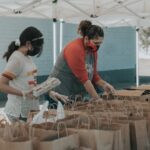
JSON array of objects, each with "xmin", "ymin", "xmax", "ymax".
[{"xmin": 139, "ymin": 27, "xmax": 150, "ymax": 53}]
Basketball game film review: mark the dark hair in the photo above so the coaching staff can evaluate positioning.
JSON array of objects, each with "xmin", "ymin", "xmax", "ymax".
[
  {"xmin": 78, "ymin": 20, "xmax": 92, "ymax": 36},
  {"xmin": 78, "ymin": 20, "xmax": 104, "ymax": 39},
  {"xmin": 3, "ymin": 26, "xmax": 43, "ymax": 61},
  {"xmin": 86, "ymin": 25, "xmax": 104, "ymax": 39}
]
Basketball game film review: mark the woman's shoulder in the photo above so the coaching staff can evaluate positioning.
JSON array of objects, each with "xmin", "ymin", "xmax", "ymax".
[
  {"xmin": 65, "ymin": 38, "xmax": 84, "ymax": 51},
  {"xmin": 8, "ymin": 51, "xmax": 26, "ymax": 63},
  {"xmin": 9, "ymin": 51, "xmax": 20, "ymax": 59},
  {"xmin": 10, "ymin": 51, "xmax": 23, "ymax": 58},
  {"xmin": 70, "ymin": 38, "xmax": 83, "ymax": 45}
]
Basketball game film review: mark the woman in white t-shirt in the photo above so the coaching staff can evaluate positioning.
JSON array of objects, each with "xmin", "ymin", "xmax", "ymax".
[
  {"xmin": 0, "ymin": 26, "xmax": 44, "ymax": 122},
  {"xmin": 0, "ymin": 26, "xmax": 69, "ymax": 123}
]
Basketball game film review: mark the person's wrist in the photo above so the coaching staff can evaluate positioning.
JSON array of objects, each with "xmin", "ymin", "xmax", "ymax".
[
  {"xmin": 49, "ymin": 91, "xmax": 56, "ymax": 96},
  {"xmin": 21, "ymin": 91, "xmax": 26, "ymax": 100},
  {"xmin": 92, "ymin": 95, "xmax": 100, "ymax": 100},
  {"xmin": 102, "ymin": 82, "xmax": 108, "ymax": 89}
]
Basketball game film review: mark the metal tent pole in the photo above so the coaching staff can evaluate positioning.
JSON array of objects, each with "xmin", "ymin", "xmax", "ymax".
[
  {"xmin": 59, "ymin": 19, "xmax": 64, "ymax": 52},
  {"xmin": 136, "ymin": 28, "xmax": 139, "ymax": 87},
  {"xmin": 53, "ymin": 18, "xmax": 57, "ymax": 65}
]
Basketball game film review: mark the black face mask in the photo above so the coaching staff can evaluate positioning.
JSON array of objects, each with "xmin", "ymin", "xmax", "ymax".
[
  {"xmin": 96, "ymin": 45, "xmax": 100, "ymax": 51},
  {"xmin": 27, "ymin": 45, "xmax": 43, "ymax": 57}
]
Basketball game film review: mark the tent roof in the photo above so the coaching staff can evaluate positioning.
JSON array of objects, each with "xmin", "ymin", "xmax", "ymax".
[{"xmin": 0, "ymin": 0, "xmax": 150, "ymax": 27}]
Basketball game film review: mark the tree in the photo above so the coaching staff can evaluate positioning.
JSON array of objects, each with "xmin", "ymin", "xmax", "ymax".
[{"xmin": 139, "ymin": 27, "xmax": 150, "ymax": 53}]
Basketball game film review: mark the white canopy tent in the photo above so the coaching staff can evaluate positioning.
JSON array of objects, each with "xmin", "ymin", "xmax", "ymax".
[
  {"xmin": 0, "ymin": 0, "xmax": 150, "ymax": 87},
  {"xmin": 0, "ymin": 0, "xmax": 150, "ymax": 27}
]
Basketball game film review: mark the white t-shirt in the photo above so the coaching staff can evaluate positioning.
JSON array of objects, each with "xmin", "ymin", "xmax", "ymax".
[{"xmin": 3, "ymin": 51, "xmax": 39, "ymax": 118}]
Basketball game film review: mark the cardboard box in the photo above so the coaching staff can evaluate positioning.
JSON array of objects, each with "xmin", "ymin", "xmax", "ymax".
[{"xmin": 102, "ymin": 89, "xmax": 150, "ymax": 101}]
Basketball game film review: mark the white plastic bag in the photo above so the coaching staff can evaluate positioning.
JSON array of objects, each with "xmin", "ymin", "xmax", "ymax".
[
  {"xmin": 30, "ymin": 101, "xmax": 49, "ymax": 125},
  {"xmin": 55, "ymin": 101, "xmax": 65, "ymax": 120},
  {"xmin": 30, "ymin": 101, "xmax": 65, "ymax": 125}
]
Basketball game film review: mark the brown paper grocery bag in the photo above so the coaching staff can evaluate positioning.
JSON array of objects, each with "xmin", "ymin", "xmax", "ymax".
[
  {"xmin": 117, "ymin": 116, "xmax": 149, "ymax": 150},
  {"xmin": 93, "ymin": 129, "xmax": 114, "ymax": 150},
  {"xmin": 39, "ymin": 122, "xmax": 79, "ymax": 150},
  {"xmin": 39, "ymin": 131, "xmax": 79, "ymax": 150},
  {"xmin": 0, "ymin": 119, "xmax": 7, "ymax": 137},
  {"xmin": 0, "ymin": 139, "xmax": 33, "ymax": 150},
  {"xmin": 129, "ymin": 118, "xmax": 149, "ymax": 150},
  {"xmin": 30, "ymin": 127, "xmax": 58, "ymax": 141},
  {"xmin": 70, "ymin": 115, "xmax": 118, "ymax": 150},
  {"xmin": 96, "ymin": 122, "xmax": 123, "ymax": 150},
  {"xmin": 113, "ymin": 120, "xmax": 130, "ymax": 150},
  {"xmin": 142, "ymin": 111, "xmax": 150, "ymax": 144},
  {"xmin": 0, "ymin": 122, "xmax": 32, "ymax": 150},
  {"xmin": 74, "ymin": 147, "xmax": 92, "ymax": 150}
]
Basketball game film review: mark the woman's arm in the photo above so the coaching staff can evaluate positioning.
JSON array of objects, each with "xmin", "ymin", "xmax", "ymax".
[
  {"xmin": 0, "ymin": 76, "xmax": 22, "ymax": 96},
  {"xmin": 0, "ymin": 76, "xmax": 36, "ymax": 100},
  {"xmin": 84, "ymin": 80, "xmax": 99, "ymax": 99},
  {"xmin": 95, "ymin": 79, "xmax": 106, "ymax": 87},
  {"xmin": 96, "ymin": 79, "xmax": 115, "ymax": 94}
]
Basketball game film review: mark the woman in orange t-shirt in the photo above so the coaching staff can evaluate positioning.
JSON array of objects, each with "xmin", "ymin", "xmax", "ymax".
[{"xmin": 49, "ymin": 20, "xmax": 115, "ymax": 101}]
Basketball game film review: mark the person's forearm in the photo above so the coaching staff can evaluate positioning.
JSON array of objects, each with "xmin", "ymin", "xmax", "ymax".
[
  {"xmin": 95, "ymin": 79, "xmax": 107, "ymax": 88},
  {"xmin": 0, "ymin": 83, "xmax": 22, "ymax": 96},
  {"xmin": 84, "ymin": 80, "xmax": 99, "ymax": 98}
]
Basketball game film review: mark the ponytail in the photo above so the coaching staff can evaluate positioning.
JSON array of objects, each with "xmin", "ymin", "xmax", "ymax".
[
  {"xmin": 78, "ymin": 20, "xmax": 104, "ymax": 39},
  {"xmin": 3, "ymin": 26, "xmax": 43, "ymax": 61},
  {"xmin": 78, "ymin": 20, "xmax": 92, "ymax": 37},
  {"xmin": 3, "ymin": 41, "xmax": 19, "ymax": 62}
]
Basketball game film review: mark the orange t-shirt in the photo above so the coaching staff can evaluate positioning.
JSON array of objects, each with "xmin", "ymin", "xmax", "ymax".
[{"xmin": 64, "ymin": 38, "xmax": 101, "ymax": 84}]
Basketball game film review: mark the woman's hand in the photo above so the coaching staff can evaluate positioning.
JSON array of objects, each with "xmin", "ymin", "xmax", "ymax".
[
  {"xmin": 103, "ymin": 82, "xmax": 115, "ymax": 94},
  {"xmin": 49, "ymin": 91, "xmax": 69, "ymax": 103},
  {"xmin": 22, "ymin": 90, "xmax": 37, "ymax": 100}
]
